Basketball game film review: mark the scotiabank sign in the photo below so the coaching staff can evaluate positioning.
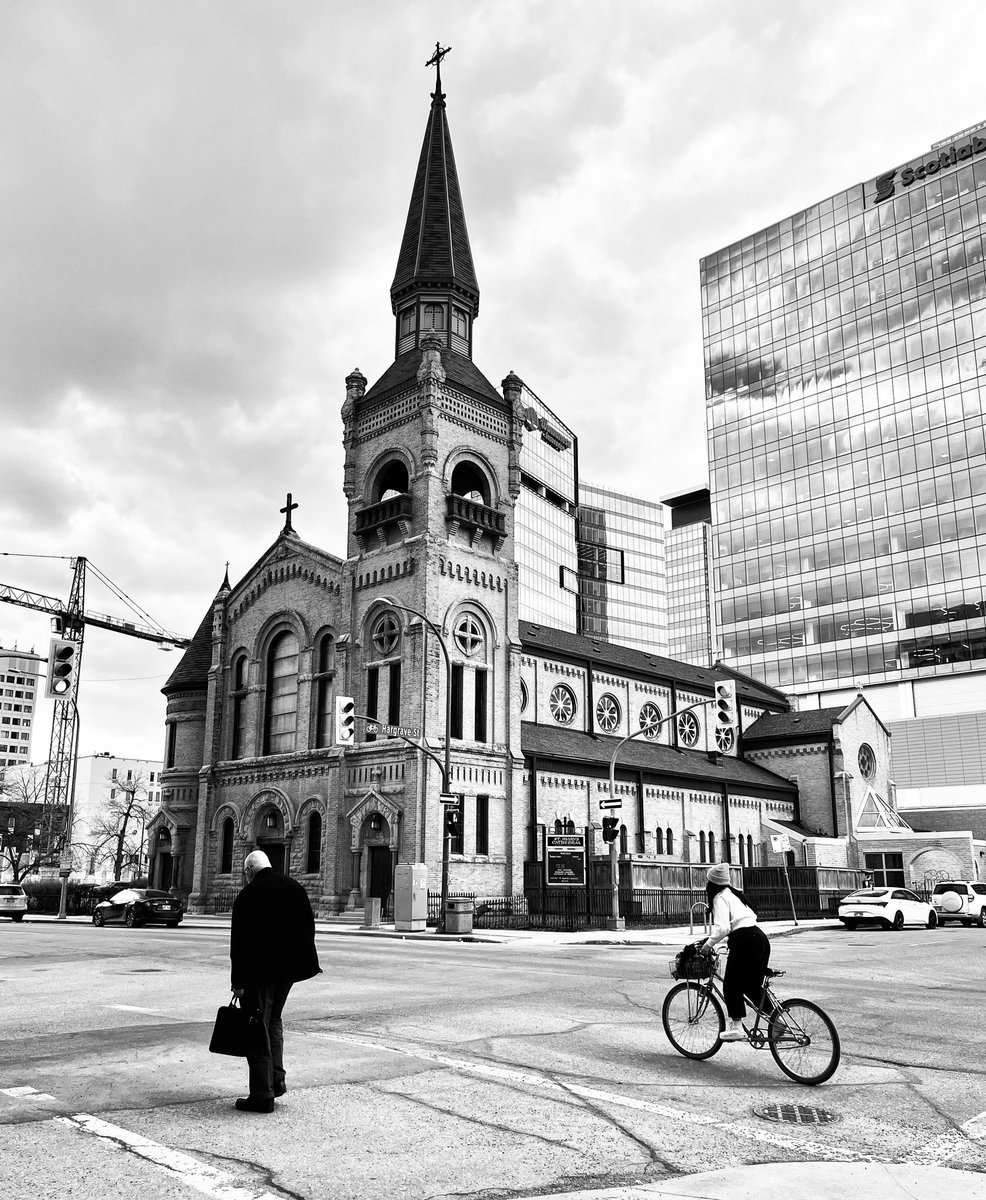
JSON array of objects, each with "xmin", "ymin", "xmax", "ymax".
[{"xmin": 872, "ymin": 132, "xmax": 986, "ymax": 204}]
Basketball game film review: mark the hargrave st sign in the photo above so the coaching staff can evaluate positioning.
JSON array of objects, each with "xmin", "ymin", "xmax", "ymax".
[{"xmin": 872, "ymin": 128, "xmax": 986, "ymax": 205}]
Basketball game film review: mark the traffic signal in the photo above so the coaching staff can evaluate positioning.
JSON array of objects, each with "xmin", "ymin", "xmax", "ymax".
[
  {"xmin": 334, "ymin": 695, "xmax": 355, "ymax": 745},
  {"xmin": 601, "ymin": 816, "xmax": 620, "ymax": 843},
  {"xmin": 713, "ymin": 680, "xmax": 737, "ymax": 750},
  {"xmin": 45, "ymin": 638, "xmax": 78, "ymax": 699},
  {"xmin": 444, "ymin": 803, "xmax": 461, "ymax": 838}
]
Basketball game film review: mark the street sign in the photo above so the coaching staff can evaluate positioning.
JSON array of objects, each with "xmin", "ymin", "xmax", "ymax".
[
  {"xmin": 770, "ymin": 833, "xmax": 792, "ymax": 854},
  {"xmin": 365, "ymin": 721, "xmax": 421, "ymax": 739},
  {"xmin": 598, "ymin": 798, "xmax": 622, "ymax": 810},
  {"xmin": 439, "ymin": 792, "xmax": 462, "ymax": 806}
]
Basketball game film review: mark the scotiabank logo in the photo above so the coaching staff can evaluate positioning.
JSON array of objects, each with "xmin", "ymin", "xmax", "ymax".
[{"xmin": 874, "ymin": 133, "xmax": 986, "ymax": 203}]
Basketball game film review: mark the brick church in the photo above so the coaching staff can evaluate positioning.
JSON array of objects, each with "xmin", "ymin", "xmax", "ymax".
[{"xmin": 149, "ymin": 60, "xmax": 928, "ymax": 916}]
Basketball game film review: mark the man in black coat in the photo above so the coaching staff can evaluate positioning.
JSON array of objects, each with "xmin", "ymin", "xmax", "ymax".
[{"xmin": 229, "ymin": 849, "xmax": 321, "ymax": 1112}]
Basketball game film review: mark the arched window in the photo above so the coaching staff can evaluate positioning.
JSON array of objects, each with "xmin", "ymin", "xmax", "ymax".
[
  {"xmin": 313, "ymin": 634, "xmax": 334, "ymax": 749},
  {"xmin": 230, "ymin": 653, "xmax": 248, "ymax": 759},
  {"xmin": 452, "ymin": 307, "xmax": 468, "ymax": 338},
  {"xmin": 264, "ymin": 630, "xmax": 299, "ymax": 755},
  {"xmin": 666, "ymin": 828, "xmax": 674, "ymax": 857},
  {"xmin": 699, "ymin": 831, "xmax": 707, "ymax": 863},
  {"xmin": 423, "ymin": 303, "xmax": 445, "ymax": 330},
  {"xmin": 655, "ymin": 827, "xmax": 664, "ymax": 855},
  {"xmin": 399, "ymin": 307, "xmax": 416, "ymax": 337},
  {"xmin": 708, "ymin": 832, "xmax": 716, "ymax": 862},
  {"xmin": 306, "ymin": 811, "xmax": 322, "ymax": 874},
  {"xmin": 376, "ymin": 460, "xmax": 409, "ymax": 502},
  {"xmin": 738, "ymin": 835, "xmax": 745, "ymax": 867},
  {"xmin": 746, "ymin": 834, "xmax": 754, "ymax": 866},
  {"xmin": 220, "ymin": 817, "xmax": 234, "ymax": 874},
  {"xmin": 450, "ymin": 461, "xmax": 490, "ymax": 505}
]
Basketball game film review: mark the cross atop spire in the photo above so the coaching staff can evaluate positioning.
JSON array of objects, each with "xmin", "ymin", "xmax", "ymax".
[
  {"xmin": 426, "ymin": 42, "xmax": 451, "ymax": 100},
  {"xmin": 280, "ymin": 492, "xmax": 299, "ymax": 535}
]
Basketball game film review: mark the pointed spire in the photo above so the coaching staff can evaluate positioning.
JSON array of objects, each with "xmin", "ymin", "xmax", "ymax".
[{"xmin": 391, "ymin": 48, "xmax": 479, "ymax": 327}]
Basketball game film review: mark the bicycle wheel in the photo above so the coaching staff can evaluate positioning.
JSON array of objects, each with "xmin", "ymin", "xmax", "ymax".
[
  {"xmin": 768, "ymin": 998, "xmax": 841, "ymax": 1085},
  {"xmin": 662, "ymin": 982, "xmax": 725, "ymax": 1059}
]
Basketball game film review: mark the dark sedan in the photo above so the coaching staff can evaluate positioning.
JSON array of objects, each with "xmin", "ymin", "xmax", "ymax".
[{"xmin": 92, "ymin": 888, "xmax": 183, "ymax": 928}]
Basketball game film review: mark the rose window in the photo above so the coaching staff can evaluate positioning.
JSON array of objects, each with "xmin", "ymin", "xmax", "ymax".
[
  {"xmin": 372, "ymin": 613, "xmax": 400, "ymax": 656},
  {"xmin": 454, "ymin": 614, "xmax": 484, "ymax": 656},
  {"xmin": 596, "ymin": 694, "xmax": 620, "ymax": 733},
  {"xmin": 639, "ymin": 702, "xmax": 663, "ymax": 740},
  {"xmin": 715, "ymin": 725, "xmax": 735, "ymax": 753},
  {"xmin": 549, "ymin": 684, "xmax": 576, "ymax": 726},
  {"xmin": 858, "ymin": 743, "xmax": 876, "ymax": 780},
  {"xmin": 677, "ymin": 711, "xmax": 700, "ymax": 748}
]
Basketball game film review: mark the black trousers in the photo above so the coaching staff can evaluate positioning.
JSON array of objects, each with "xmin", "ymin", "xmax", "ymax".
[
  {"xmin": 245, "ymin": 979, "xmax": 293, "ymax": 1100},
  {"xmin": 722, "ymin": 926, "xmax": 771, "ymax": 1020}
]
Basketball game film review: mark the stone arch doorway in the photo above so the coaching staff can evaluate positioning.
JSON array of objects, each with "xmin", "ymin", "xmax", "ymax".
[
  {"xmin": 365, "ymin": 814, "xmax": 393, "ymax": 907},
  {"xmin": 345, "ymin": 793, "xmax": 401, "ymax": 911},
  {"xmin": 255, "ymin": 804, "xmax": 287, "ymax": 874},
  {"xmin": 153, "ymin": 827, "xmax": 174, "ymax": 890}
]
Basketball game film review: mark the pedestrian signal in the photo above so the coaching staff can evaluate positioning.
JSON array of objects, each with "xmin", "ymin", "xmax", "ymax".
[
  {"xmin": 334, "ymin": 695, "xmax": 356, "ymax": 745},
  {"xmin": 45, "ymin": 638, "xmax": 78, "ymax": 699},
  {"xmin": 601, "ymin": 816, "xmax": 620, "ymax": 844},
  {"xmin": 713, "ymin": 679, "xmax": 737, "ymax": 751},
  {"xmin": 444, "ymin": 802, "xmax": 461, "ymax": 839}
]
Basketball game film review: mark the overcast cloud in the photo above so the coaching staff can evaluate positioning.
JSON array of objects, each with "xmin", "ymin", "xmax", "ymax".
[{"xmin": 3, "ymin": 0, "xmax": 986, "ymax": 763}]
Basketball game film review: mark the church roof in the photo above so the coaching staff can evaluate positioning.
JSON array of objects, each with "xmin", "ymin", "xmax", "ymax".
[
  {"xmin": 391, "ymin": 71, "xmax": 479, "ymax": 312},
  {"xmin": 519, "ymin": 622, "xmax": 788, "ymax": 710},
  {"xmin": 361, "ymin": 346, "xmax": 504, "ymax": 408},
  {"xmin": 521, "ymin": 722, "xmax": 797, "ymax": 798},
  {"xmin": 162, "ymin": 604, "xmax": 213, "ymax": 695}
]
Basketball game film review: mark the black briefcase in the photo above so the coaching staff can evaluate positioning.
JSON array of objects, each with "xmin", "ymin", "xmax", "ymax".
[{"xmin": 209, "ymin": 997, "xmax": 267, "ymax": 1057}]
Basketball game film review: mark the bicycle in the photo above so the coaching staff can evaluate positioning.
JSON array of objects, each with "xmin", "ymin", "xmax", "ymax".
[{"xmin": 662, "ymin": 943, "xmax": 841, "ymax": 1086}]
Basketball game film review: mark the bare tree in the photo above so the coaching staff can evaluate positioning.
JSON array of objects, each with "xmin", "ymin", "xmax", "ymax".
[
  {"xmin": 87, "ymin": 770, "xmax": 155, "ymax": 882},
  {"xmin": 0, "ymin": 764, "xmax": 63, "ymax": 883}
]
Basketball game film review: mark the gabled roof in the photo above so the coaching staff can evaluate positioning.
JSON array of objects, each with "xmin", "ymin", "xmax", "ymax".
[
  {"xmin": 519, "ymin": 622, "xmax": 788, "ymax": 710},
  {"xmin": 522, "ymin": 723, "xmax": 797, "ymax": 798},
  {"xmin": 744, "ymin": 707, "xmax": 845, "ymax": 741},
  {"xmin": 391, "ymin": 78, "xmax": 478, "ymax": 312},
  {"xmin": 361, "ymin": 346, "xmax": 504, "ymax": 408}
]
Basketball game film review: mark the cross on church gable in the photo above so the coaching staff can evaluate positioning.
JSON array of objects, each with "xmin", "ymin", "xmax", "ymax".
[{"xmin": 280, "ymin": 492, "xmax": 299, "ymax": 534}]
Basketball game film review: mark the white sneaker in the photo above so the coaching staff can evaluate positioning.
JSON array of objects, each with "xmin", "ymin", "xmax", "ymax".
[{"xmin": 719, "ymin": 1023, "xmax": 746, "ymax": 1042}]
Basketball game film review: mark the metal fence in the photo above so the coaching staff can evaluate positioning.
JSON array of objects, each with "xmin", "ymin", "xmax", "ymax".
[{"xmin": 426, "ymin": 888, "xmax": 719, "ymax": 932}]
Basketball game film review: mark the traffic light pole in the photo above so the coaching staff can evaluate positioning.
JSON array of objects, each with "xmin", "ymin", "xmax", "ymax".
[
  {"xmin": 605, "ymin": 700, "xmax": 713, "ymax": 932},
  {"xmin": 56, "ymin": 699, "xmax": 80, "ymax": 920}
]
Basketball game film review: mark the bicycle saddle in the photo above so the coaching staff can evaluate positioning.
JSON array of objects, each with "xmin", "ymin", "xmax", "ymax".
[{"xmin": 764, "ymin": 968, "xmax": 785, "ymax": 978}]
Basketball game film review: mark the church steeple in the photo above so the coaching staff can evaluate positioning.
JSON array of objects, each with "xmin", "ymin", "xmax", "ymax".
[{"xmin": 391, "ymin": 45, "xmax": 479, "ymax": 360}]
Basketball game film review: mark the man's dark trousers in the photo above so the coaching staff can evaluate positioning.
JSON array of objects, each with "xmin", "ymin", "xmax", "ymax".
[{"xmin": 247, "ymin": 981, "xmax": 293, "ymax": 1100}]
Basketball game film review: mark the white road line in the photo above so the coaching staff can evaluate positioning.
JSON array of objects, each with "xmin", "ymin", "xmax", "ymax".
[
  {"xmin": 106, "ymin": 1004, "xmax": 161, "ymax": 1014},
  {"xmin": 55, "ymin": 1113, "xmax": 282, "ymax": 1200},
  {"xmin": 312, "ymin": 1031, "xmax": 871, "ymax": 1162},
  {"xmin": 1, "ymin": 1086, "xmax": 56, "ymax": 1101}
]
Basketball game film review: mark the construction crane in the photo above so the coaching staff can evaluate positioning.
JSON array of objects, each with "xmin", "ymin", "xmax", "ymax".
[{"xmin": 0, "ymin": 555, "xmax": 190, "ymax": 867}]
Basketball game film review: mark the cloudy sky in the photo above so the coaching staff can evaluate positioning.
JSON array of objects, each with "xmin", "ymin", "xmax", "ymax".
[{"xmin": 4, "ymin": 0, "xmax": 986, "ymax": 764}]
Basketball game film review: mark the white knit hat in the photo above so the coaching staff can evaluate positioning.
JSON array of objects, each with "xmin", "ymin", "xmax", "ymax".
[{"xmin": 707, "ymin": 863, "xmax": 730, "ymax": 886}]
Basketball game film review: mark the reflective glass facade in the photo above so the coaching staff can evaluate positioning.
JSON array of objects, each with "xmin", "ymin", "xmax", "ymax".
[
  {"xmin": 515, "ymin": 384, "xmax": 580, "ymax": 630},
  {"xmin": 667, "ymin": 522, "xmax": 715, "ymax": 666},
  {"xmin": 703, "ymin": 123, "xmax": 986, "ymax": 694},
  {"xmin": 577, "ymin": 481, "xmax": 668, "ymax": 653}
]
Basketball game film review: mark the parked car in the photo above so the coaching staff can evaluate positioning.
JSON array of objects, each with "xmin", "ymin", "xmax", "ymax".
[
  {"xmin": 92, "ymin": 888, "xmax": 183, "ymax": 928},
  {"xmin": 0, "ymin": 883, "xmax": 28, "ymax": 922},
  {"xmin": 930, "ymin": 880, "xmax": 986, "ymax": 927},
  {"xmin": 838, "ymin": 887, "xmax": 937, "ymax": 930}
]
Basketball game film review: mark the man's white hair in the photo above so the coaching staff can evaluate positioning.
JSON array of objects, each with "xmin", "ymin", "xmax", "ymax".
[{"xmin": 244, "ymin": 849, "xmax": 271, "ymax": 875}]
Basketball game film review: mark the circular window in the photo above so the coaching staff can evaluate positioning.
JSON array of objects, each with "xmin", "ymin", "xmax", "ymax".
[
  {"xmin": 454, "ymin": 614, "xmax": 484, "ymax": 656},
  {"xmin": 715, "ymin": 724, "xmax": 735, "ymax": 753},
  {"xmin": 520, "ymin": 679, "xmax": 529, "ymax": 714},
  {"xmin": 858, "ymin": 743, "xmax": 876, "ymax": 779},
  {"xmin": 639, "ymin": 702, "xmax": 663, "ymax": 740},
  {"xmin": 677, "ymin": 711, "xmax": 700, "ymax": 748},
  {"xmin": 372, "ymin": 613, "xmax": 400, "ymax": 656},
  {"xmin": 549, "ymin": 684, "xmax": 577, "ymax": 726},
  {"xmin": 596, "ymin": 694, "xmax": 621, "ymax": 733}
]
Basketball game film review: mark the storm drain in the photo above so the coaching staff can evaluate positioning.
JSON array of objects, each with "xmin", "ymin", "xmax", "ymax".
[{"xmin": 753, "ymin": 1103, "xmax": 839, "ymax": 1125}]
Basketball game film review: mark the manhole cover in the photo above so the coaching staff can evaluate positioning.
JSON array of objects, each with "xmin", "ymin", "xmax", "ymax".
[{"xmin": 753, "ymin": 1103, "xmax": 839, "ymax": 1125}]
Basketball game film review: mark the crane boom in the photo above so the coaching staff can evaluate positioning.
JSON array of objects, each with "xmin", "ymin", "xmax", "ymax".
[{"xmin": 0, "ymin": 584, "xmax": 190, "ymax": 648}]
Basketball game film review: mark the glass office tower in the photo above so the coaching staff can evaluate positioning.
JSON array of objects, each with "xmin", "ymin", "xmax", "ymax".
[
  {"xmin": 577, "ymin": 481, "xmax": 668, "ymax": 654},
  {"xmin": 702, "ymin": 121, "xmax": 986, "ymax": 826},
  {"xmin": 664, "ymin": 488, "xmax": 716, "ymax": 667}
]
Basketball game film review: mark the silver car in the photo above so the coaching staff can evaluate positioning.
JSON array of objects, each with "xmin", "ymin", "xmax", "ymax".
[{"xmin": 0, "ymin": 883, "xmax": 28, "ymax": 922}]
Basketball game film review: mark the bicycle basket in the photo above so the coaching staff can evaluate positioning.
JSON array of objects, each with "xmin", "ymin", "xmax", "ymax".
[{"xmin": 670, "ymin": 946, "xmax": 713, "ymax": 980}]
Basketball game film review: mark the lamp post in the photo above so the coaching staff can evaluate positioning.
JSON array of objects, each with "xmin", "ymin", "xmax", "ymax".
[
  {"xmin": 56, "ymin": 698, "xmax": 80, "ymax": 920},
  {"xmin": 378, "ymin": 596, "xmax": 453, "ymax": 932}
]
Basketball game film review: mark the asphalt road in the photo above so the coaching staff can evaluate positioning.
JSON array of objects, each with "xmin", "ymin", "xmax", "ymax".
[{"xmin": 1, "ymin": 919, "xmax": 984, "ymax": 1199}]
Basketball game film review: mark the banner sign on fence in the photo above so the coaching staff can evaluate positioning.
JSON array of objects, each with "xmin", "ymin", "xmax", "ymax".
[{"xmin": 544, "ymin": 833, "xmax": 586, "ymax": 887}]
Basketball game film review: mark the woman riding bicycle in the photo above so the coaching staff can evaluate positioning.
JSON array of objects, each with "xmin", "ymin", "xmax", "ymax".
[{"xmin": 700, "ymin": 863, "xmax": 771, "ymax": 1041}]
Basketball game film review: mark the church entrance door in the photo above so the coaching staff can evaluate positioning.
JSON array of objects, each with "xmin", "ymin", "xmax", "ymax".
[
  {"xmin": 368, "ymin": 847, "xmax": 392, "ymax": 906},
  {"xmin": 259, "ymin": 842, "xmax": 286, "ymax": 874},
  {"xmin": 159, "ymin": 855, "xmax": 173, "ymax": 891}
]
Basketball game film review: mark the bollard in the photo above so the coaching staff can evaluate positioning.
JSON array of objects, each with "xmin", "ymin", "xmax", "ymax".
[{"xmin": 363, "ymin": 897, "xmax": 381, "ymax": 928}]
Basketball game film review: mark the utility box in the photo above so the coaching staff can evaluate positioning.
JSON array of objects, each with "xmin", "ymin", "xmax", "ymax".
[
  {"xmin": 445, "ymin": 897, "xmax": 474, "ymax": 935},
  {"xmin": 394, "ymin": 863, "xmax": 427, "ymax": 932}
]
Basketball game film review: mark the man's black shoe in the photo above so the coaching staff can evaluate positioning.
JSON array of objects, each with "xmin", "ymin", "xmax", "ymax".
[
  {"xmin": 235, "ymin": 1096, "xmax": 275, "ymax": 1113},
  {"xmin": 273, "ymin": 1084, "xmax": 287, "ymax": 1097}
]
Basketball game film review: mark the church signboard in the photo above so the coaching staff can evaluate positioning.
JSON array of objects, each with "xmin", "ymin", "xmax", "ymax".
[{"xmin": 544, "ymin": 833, "xmax": 586, "ymax": 888}]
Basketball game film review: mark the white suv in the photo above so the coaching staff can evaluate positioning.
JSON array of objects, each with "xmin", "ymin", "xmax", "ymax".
[
  {"xmin": 931, "ymin": 880, "xmax": 986, "ymax": 927},
  {"xmin": 0, "ymin": 883, "xmax": 27, "ymax": 922}
]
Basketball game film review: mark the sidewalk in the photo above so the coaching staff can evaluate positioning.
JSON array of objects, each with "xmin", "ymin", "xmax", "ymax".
[{"xmin": 26, "ymin": 908, "xmax": 836, "ymax": 945}]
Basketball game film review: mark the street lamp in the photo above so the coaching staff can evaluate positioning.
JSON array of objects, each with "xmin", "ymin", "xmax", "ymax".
[{"xmin": 378, "ymin": 596, "xmax": 454, "ymax": 932}]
